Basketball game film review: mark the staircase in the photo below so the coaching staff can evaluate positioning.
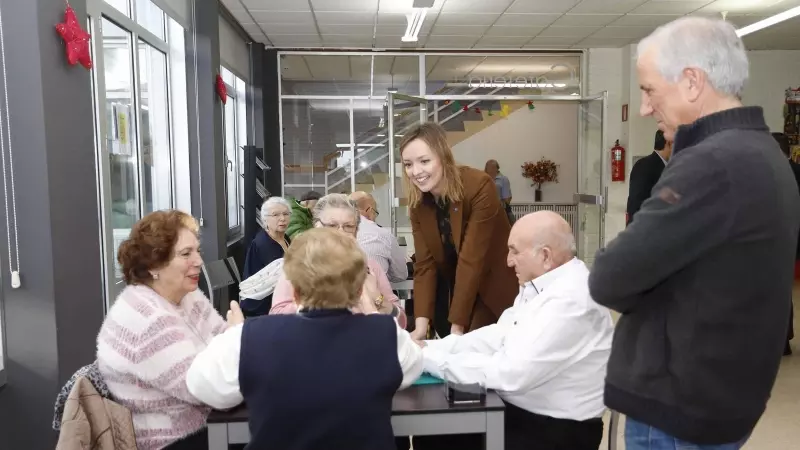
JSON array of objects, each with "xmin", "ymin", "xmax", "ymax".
[{"xmin": 320, "ymin": 87, "xmax": 535, "ymax": 230}]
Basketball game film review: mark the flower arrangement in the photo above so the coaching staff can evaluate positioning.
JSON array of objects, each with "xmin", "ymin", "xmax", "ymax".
[{"xmin": 521, "ymin": 157, "xmax": 559, "ymax": 191}]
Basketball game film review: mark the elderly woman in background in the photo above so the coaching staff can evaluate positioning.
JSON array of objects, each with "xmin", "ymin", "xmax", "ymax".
[
  {"xmin": 241, "ymin": 196, "xmax": 292, "ymax": 316},
  {"xmin": 187, "ymin": 228, "xmax": 423, "ymax": 450},
  {"xmin": 270, "ymin": 193, "xmax": 407, "ymax": 328},
  {"xmin": 96, "ymin": 210, "xmax": 234, "ymax": 450}
]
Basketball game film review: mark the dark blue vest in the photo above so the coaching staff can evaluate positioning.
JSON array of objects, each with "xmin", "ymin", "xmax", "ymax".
[{"xmin": 239, "ymin": 309, "xmax": 402, "ymax": 450}]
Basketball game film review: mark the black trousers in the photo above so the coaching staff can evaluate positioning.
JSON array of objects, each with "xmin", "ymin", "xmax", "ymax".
[{"xmin": 403, "ymin": 402, "xmax": 604, "ymax": 450}]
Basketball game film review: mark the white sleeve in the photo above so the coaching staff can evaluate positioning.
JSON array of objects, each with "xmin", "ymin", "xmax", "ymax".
[
  {"xmin": 424, "ymin": 298, "xmax": 601, "ymax": 392},
  {"xmin": 186, "ymin": 323, "xmax": 245, "ymax": 410},
  {"xmin": 425, "ymin": 322, "xmax": 505, "ymax": 356},
  {"xmin": 395, "ymin": 319, "xmax": 424, "ymax": 390}
]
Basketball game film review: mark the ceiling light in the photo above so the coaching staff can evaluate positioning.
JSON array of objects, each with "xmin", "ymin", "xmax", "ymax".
[
  {"xmin": 468, "ymin": 82, "xmax": 567, "ymax": 88},
  {"xmin": 736, "ymin": 5, "xmax": 800, "ymax": 37},
  {"xmin": 402, "ymin": 8, "xmax": 428, "ymax": 42}
]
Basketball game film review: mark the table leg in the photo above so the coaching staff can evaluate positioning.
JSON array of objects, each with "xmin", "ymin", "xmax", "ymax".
[
  {"xmin": 207, "ymin": 423, "xmax": 229, "ymax": 450},
  {"xmin": 486, "ymin": 411, "xmax": 504, "ymax": 450}
]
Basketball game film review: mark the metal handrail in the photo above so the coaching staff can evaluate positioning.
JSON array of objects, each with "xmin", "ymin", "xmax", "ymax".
[{"xmin": 326, "ymin": 86, "xmax": 481, "ymax": 179}]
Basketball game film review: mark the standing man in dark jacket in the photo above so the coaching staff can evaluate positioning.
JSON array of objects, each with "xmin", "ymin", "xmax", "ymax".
[
  {"xmin": 589, "ymin": 17, "xmax": 800, "ymax": 450},
  {"xmin": 626, "ymin": 130, "xmax": 671, "ymax": 225}
]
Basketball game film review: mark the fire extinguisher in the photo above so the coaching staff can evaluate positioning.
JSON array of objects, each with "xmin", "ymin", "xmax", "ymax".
[{"xmin": 611, "ymin": 140, "xmax": 625, "ymax": 182}]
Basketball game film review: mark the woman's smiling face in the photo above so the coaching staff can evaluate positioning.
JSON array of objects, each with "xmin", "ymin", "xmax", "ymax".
[{"xmin": 402, "ymin": 138, "xmax": 444, "ymax": 195}]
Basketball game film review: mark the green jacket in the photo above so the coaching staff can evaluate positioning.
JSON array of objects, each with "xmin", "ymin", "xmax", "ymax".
[{"xmin": 286, "ymin": 199, "xmax": 313, "ymax": 239}]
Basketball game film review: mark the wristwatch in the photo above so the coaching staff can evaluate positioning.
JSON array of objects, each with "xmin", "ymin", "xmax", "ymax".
[{"xmin": 373, "ymin": 294, "xmax": 385, "ymax": 309}]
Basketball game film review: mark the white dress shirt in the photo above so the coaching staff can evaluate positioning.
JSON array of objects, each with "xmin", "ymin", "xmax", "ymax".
[
  {"xmin": 357, "ymin": 216, "xmax": 408, "ymax": 283},
  {"xmin": 186, "ymin": 316, "xmax": 423, "ymax": 410},
  {"xmin": 422, "ymin": 258, "xmax": 613, "ymax": 421}
]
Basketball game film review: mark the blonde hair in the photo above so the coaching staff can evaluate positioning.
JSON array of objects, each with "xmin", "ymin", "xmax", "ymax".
[
  {"xmin": 283, "ymin": 227, "xmax": 366, "ymax": 310},
  {"xmin": 398, "ymin": 123, "xmax": 464, "ymax": 208}
]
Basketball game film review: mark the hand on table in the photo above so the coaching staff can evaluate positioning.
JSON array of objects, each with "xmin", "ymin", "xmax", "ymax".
[
  {"xmin": 410, "ymin": 327, "xmax": 427, "ymax": 341},
  {"xmin": 227, "ymin": 301, "xmax": 245, "ymax": 327},
  {"xmin": 450, "ymin": 324, "xmax": 465, "ymax": 336},
  {"xmin": 413, "ymin": 340, "xmax": 426, "ymax": 348}
]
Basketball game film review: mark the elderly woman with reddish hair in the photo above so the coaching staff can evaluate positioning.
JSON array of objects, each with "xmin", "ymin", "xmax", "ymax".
[{"xmin": 96, "ymin": 210, "xmax": 233, "ymax": 450}]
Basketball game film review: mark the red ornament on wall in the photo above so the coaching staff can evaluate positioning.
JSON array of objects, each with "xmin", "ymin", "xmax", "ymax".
[
  {"xmin": 55, "ymin": 4, "xmax": 92, "ymax": 69},
  {"xmin": 216, "ymin": 75, "xmax": 227, "ymax": 104}
]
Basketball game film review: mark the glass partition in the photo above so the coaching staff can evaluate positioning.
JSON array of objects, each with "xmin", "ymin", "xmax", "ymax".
[
  {"xmin": 425, "ymin": 54, "xmax": 581, "ymax": 96},
  {"xmin": 283, "ymin": 98, "xmax": 352, "ymax": 199},
  {"xmin": 576, "ymin": 93, "xmax": 607, "ymax": 266},
  {"xmin": 387, "ymin": 93, "xmax": 428, "ymax": 236}
]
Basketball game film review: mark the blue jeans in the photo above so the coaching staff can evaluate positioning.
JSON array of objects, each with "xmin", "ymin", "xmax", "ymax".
[{"xmin": 625, "ymin": 418, "xmax": 749, "ymax": 450}]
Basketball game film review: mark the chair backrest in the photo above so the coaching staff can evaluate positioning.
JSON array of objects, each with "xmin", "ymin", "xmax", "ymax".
[
  {"xmin": 201, "ymin": 259, "xmax": 239, "ymax": 310},
  {"xmin": 226, "ymin": 256, "xmax": 241, "ymax": 283}
]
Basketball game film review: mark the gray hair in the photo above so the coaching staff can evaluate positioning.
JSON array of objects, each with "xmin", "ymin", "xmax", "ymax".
[
  {"xmin": 312, "ymin": 193, "xmax": 361, "ymax": 228},
  {"xmin": 637, "ymin": 17, "xmax": 749, "ymax": 98},
  {"xmin": 261, "ymin": 196, "xmax": 291, "ymax": 223}
]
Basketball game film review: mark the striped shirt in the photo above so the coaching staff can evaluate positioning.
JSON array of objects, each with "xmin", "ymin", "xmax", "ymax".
[
  {"xmin": 357, "ymin": 216, "xmax": 408, "ymax": 282},
  {"xmin": 97, "ymin": 285, "xmax": 227, "ymax": 450}
]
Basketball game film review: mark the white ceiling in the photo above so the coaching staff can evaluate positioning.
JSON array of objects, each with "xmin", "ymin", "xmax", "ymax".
[{"xmin": 222, "ymin": 0, "xmax": 800, "ymax": 50}]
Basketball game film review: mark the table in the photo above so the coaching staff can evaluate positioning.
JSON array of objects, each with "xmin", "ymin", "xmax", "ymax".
[{"xmin": 206, "ymin": 384, "xmax": 506, "ymax": 449}]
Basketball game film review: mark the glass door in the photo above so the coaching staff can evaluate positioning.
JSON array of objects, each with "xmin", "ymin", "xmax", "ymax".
[
  {"xmin": 575, "ymin": 92, "xmax": 607, "ymax": 266},
  {"xmin": 387, "ymin": 93, "xmax": 427, "ymax": 237}
]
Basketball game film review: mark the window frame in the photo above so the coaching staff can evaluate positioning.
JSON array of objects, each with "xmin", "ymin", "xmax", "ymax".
[
  {"xmin": 220, "ymin": 66, "xmax": 248, "ymax": 242},
  {"xmin": 88, "ymin": 0, "xmax": 185, "ymax": 309}
]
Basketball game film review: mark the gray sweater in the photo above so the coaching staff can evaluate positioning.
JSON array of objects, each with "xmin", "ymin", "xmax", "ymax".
[{"xmin": 589, "ymin": 107, "xmax": 800, "ymax": 445}]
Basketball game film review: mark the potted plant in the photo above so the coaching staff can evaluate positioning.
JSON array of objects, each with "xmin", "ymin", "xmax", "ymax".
[{"xmin": 521, "ymin": 157, "xmax": 559, "ymax": 202}]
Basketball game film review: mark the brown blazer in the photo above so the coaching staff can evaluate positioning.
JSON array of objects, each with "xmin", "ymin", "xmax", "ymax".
[{"xmin": 411, "ymin": 166, "xmax": 518, "ymax": 331}]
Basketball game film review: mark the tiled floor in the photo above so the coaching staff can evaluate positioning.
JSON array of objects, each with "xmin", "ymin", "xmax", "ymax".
[{"xmin": 599, "ymin": 291, "xmax": 800, "ymax": 450}]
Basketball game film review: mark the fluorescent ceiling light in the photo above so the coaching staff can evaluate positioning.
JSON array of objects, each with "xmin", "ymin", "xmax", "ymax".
[
  {"xmin": 468, "ymin": 82, "xmax": 567, "ymax": 88},
  {"xmin": 402, "ymin": 8, "xmax": 428, "ymax": 42},
  {"xmin": 336, "ymin": 143, "xmax": 386, "ymax": 148},
  {"xmin": 736, "ymin": 5, "xmax": 800, "ymax": 37}
]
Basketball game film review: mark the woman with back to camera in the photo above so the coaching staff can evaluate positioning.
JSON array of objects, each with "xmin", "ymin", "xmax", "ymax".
[
  {"xmin": 186, "ymin": 227, "xmax": 423, "ymax": 450},
  {"xmin": 401, "ymin": 123, "xmax": 518, "ymax": 340},
  {"xmin": 241, "ymin": 196, "xmax": 291, "ymax": 316},
  {"xmin": 96, "ymin": 210, "xmax": 236, "ymax": 450}
]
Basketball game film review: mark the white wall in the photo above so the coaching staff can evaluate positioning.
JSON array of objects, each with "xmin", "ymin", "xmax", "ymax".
[
  {"xmin": 451, "ymin": 103, "xmax": 579, "ymax": 204},
  {"xmin": 743, "ymin": 50, "xmax": 800, "ymax": 132}
]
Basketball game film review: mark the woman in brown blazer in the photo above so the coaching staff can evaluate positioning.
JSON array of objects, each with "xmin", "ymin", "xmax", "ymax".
[{"xmin": 401, "ymin": 123, "xmax": 518, "ymax": 340}]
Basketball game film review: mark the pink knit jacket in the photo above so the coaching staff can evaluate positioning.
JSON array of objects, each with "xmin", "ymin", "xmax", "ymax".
[{"xmin": 97, "ymin": 285, "xmax": 227, "ymax": 450}]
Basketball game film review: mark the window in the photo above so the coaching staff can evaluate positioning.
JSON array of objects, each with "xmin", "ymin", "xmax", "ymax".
[
  {"xmin": 221, "ymin": 66, "xmax": 248, "ymax": 240},
  {"xmin": 90, "ymin": 0, "xmax": 190, "ymax": 306}
]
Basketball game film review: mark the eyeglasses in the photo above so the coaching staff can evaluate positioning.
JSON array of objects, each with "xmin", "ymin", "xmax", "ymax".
[
  {"xmin": 268, "ymin": 212, "xmax": 291, "ymax": 218},
  {"xmin": 367, "ymin": 206, "xmax": 380, "ymax": 216},
  {"xmin": 318, "ymin": 220, "xmax": 357, "ymax": 234}
]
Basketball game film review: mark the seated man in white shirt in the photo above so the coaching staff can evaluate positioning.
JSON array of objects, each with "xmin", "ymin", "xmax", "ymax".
[
  {"xmin": 418, "ymin": 211, "xmax": 614, "ymax": 450},
  {"xmin": 350, "ymin": 191, "xmax": 408, "ymax": 282}
]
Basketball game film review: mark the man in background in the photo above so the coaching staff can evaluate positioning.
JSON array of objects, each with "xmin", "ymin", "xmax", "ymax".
[
  {"xmin": 626, "ymin": 130, "xmax": 671, "ymax": 225},
  {"xmin": 485, "ymin": 159, "xmax": 515, "ymax": 224},
  {"xmin": 350, "ymin": 191, "xmax": 408, "ymax": 283},
  {"xmin": 774, "ymin": 131, "xmax": 799, "ymax": 356}
]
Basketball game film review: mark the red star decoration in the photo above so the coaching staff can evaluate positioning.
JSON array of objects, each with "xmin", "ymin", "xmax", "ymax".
[
  {"xmin": 55, "ymin": 5, "xmax": 92, "ymax": 70},
  {"xmin": 216, "ymin": 75, "xmax": 228, "ymax": 104}
]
